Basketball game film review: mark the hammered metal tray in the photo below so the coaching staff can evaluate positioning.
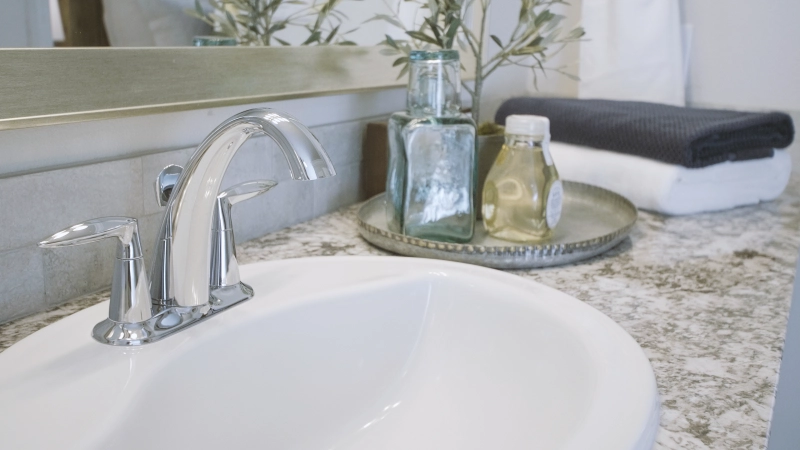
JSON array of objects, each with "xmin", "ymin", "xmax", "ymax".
[{"xmin": 357, "ymin": 181, "xmax": 637, "ymax": 269}]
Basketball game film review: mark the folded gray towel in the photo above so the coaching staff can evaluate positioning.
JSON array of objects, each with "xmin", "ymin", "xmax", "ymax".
[{"xmin": 495, "ymin": 98, "xmax": 795, "ymax": 168}]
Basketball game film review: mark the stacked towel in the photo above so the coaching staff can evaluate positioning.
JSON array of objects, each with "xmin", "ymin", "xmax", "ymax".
[
  {"xmin": 548, "ymin": 142, "xmax": 790, "ymax": 215},
  {"xmin": 495, "ymin": 98, "xmax": 795, "ymax": 215}
]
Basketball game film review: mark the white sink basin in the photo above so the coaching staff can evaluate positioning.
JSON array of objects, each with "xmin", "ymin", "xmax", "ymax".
[{"xmin": 0, "ymin": 256, "xmax": 659, "ymax": 449}]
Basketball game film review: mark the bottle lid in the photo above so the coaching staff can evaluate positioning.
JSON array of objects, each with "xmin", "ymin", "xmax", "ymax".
[{"xmin": 505, "ymin": 115, "xmax": 550, "ymax": 137}]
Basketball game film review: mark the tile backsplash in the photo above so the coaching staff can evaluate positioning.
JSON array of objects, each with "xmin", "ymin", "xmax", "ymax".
[{"xmin": 0, "ymin": 117, "xmax": 371, "ymax": 324}]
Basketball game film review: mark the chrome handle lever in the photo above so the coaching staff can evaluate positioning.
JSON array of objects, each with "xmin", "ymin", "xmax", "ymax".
[
  {"xmin": 39, "ymin": 217, "xmax": 144, "ymax": 259},
  {"xmin": 39, "ymin": 217, "xmax": 152, "ymax": 326},
  {"xmin": 219, "ymin": 180, "xmax": 278, "ymax": 204},
  {"xmin": 213, "ymin": 180, "xmax": 278, "ymax": 231},
  {"xmin": 210, "ymin": 180, "xmax": 277, "ymax": 309},
  {"xmin": 151, "ymin": 164, "xmax": 184, "ymax": 305},
  {"xmin": 155, "ymin": 164, "xmax": 183, "ymax": 207}
]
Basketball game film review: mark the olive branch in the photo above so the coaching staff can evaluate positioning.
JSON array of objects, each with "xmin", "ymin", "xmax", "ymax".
[
  {"xmin": 372, "ymin": 0, "xmax": 585, "ymax": 127},
  {"xmin": 187, "ymin": 0, "xmax": 358, "ymax": 46}
]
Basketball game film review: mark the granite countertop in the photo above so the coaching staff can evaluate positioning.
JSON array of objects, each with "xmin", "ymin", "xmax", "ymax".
[{"xmin": 3, "ymin": 173, "xmax": 800, "ymax": 449}]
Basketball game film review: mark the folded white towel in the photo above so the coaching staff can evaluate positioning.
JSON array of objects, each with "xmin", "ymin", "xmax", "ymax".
[{"xmin": 549, "ymin": 141, "xmax": 792, "ymax": 215}]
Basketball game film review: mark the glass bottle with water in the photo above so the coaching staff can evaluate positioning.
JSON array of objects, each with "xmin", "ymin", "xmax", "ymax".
[
  {"xmin": 386, "ymin": 50, "xmax": 477, "ymax": 243},
  {"xmin": 483, "ymin": 115, "xmax": 563, "ymax": 242}
]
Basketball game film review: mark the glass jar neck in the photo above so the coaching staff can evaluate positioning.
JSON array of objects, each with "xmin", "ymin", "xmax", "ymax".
[
  {"xmin": 505, "ymin": 133, "xmax": 547, "ymax": 148},
  {"xmin": 407, "ymin": 58, "xmax": 461, "ymax": 117}
]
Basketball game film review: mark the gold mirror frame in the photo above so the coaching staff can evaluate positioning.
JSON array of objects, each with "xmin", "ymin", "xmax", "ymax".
[{"xmin": 0, "ymin": 46, "xmax": 476, "ymax": 131}]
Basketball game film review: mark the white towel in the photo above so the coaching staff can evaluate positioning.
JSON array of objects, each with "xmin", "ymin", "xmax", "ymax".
[{"xmin": 549, "ymin": 141, "xmax": 792, "ymax": 215}]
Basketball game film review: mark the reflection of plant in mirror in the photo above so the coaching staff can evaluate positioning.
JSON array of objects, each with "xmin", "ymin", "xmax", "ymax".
[
  {"xmin": 373, "ymin": 0, "xmax": 585, "ymax": 129},
  {"xmin": 187, "ymin": 0, "xmax": 357, "ymax": 46}
]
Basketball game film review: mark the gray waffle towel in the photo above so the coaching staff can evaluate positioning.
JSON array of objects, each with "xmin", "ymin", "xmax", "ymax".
[{"xmin": 495, "ymin": 98, "xmax": 795, "ymax": 168}]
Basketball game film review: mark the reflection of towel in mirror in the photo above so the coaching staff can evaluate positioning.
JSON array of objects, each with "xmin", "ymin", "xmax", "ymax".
[
  {"xmin": 549, "ymin": 141, "xmax": 791, "ymax": 215},
  {"xmin": 102, "ymin": 0, "xmax": 211, "ymax": 47}
]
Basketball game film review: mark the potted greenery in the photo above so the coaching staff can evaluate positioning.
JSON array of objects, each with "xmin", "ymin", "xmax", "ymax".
[
  {"xmin": 187, "ymin": 0, "xmax": 356, "ymax": 46},
  {"xmin": 373, "ymin": 0, "xmax": 584, "ymax": 206},
  {"xmin": 375, "ymin": 0, "xmax": 584, "ymax": 125}
]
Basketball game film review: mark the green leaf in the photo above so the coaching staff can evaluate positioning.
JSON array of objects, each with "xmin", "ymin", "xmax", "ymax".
[
  {"xmin": 444, "ymin": 17, "xmax": 460, "ymax": 47},
  {"xmin": 560, "ymin": 71, "xmax": 580, "ymax": 81},
  {"xmin": 385, "ymin": 34, "xmax": 399, "ymax": 49},
  {"xmin": 302, "ymin": 30, "xmax": 322, "ymax": 45},
  {"xmin": 567, "ymin": 27, "xmax": 586, "ymax": 39},
  {"xmin": 324, "ymin": 25, "xmax": 341, "ymax": 43},
  {"xmin": 534, "ymin": 10, "xmax": 554, "ymax": 27},
  {"xmin": 266, "ymin": 23, "xmax": 286, "ymax": 34},
  {"xmin": 518, "ymin": 0, "xmax": 531, "ymax": 24},
  {"xmin": 392, "ymin": 56, "xmax": 409, "ymax": 67},
  {"xmin": 490, "ymin": 34, "xmax": 502, "ymax": 47},
  {"xmin": 397, "ymin": 63, "xmax": 410, "ymax": 80},
  {"xmin": 184, "ymin": 8, "xmax": 205, "ymax": 20},
  {"xmin": 425, "ymin": 17, "xmax": 443, "ymax": 45},
  {"xmin": 511, "ymin": 45, "xmax": 545, "ymax": 55},
  {"xmin": 406, "ymin": 30, "xmax": 440, "ymax": 45},
  {"xmin": 225, "ymin": 10, "xmax": 238, "ymax": 29},
  {"xmin": 544, "ymin": 14, "xmax": 565, "ymax": 32}
]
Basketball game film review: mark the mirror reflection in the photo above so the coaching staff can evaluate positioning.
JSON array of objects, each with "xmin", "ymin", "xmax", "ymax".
[{"xmin": 1, "ymin": 0, "xmax": 407, "ymax": 47}]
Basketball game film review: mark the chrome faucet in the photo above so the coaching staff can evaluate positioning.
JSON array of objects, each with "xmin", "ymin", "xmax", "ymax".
[{"xmin": 39, "ymin": 109, "xmax": 335, "ymax": 346}]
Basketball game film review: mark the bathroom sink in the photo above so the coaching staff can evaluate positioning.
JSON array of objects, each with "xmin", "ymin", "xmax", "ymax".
[{"xmin": 0, "ymin": 256, "xmax": 659, "ymax": 449}]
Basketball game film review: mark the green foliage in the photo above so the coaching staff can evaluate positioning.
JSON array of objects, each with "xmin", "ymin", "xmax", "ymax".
[
  {"xmin": 186, "ymin": 0, "xmax": 358, "ymax": 46},
  {"xmin": 477, "ymin": 121, "xmax": 504, "ymax": 136},
  {"xmin": 372, "ymin": 0, "xmax": 585, "ymax": 126}
]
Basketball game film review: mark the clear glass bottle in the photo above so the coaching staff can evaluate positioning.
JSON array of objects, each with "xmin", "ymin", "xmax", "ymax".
[
  {"xmin": 482, "ymin": 115, "xmax": 563, "ymax": 242},
  {"xmin": 386, "ymin": 50, "xmax": 477, "ymax": 243},
  {"xmin": 192, "ymin": 36, "xmax": 237, "ymax": 46}
]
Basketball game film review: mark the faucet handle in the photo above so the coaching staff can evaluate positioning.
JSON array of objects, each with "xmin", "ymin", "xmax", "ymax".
[
  {"xmin": 214, "ymin": 180, "xmax": 278, "ymax": 231},
  {"xmin": 219, "ymin": 180, "xmax": 278, "ymax": 205},
  {"xmin": 155, "ymin": 164, "xmax": 183, "ymax": 207},
  {"xmin": 209, "ymin": 180, "xmax": 277, "ymax": 309},
  {"xmin": 39, "ymin": 217, "xmax": 144, "ymax": 259},
  {"xmin": 39, "ymin": 217, "xmax": 153, "ymax": 327}
]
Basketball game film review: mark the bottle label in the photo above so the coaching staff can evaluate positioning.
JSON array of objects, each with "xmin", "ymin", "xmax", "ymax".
[
  {"xmin": 542, "ymin": 138, "xmax": 554, "ymax": 166},
  {"xmin": 543, "ymin": 147, "xmax": 554, "ymax": 166},
  {"xmin": 546, "ymin": 180, "xmax": 563, "ymax": 229}
]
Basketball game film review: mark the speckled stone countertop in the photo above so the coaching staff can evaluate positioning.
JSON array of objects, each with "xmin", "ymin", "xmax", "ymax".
[{"xmin": 3, "ymin": 173, "xmax": 800, "ymax": 449}]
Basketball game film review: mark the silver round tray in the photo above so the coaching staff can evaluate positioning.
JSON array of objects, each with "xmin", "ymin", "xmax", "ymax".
[{"xmin": 357, "ymin": 182, "xmax": 637, "ymax": 269}]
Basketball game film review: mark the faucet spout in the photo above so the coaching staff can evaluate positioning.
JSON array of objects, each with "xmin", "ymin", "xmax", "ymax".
[{"xmin": 151, "ymin": 108, "xmax": 335, "ymax": 308}]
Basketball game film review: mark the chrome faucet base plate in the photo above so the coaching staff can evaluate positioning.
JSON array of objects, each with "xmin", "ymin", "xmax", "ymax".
[
  {"xmin": 210, "ymin": 282, "xmax": 254, "ymax": 311},
  {"xmin": 91, "ymin": 303, "xmax": 218, "ymax": 346}
]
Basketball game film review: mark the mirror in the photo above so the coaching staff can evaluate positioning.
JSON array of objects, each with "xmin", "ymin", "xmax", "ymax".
[
  {"xmin": 1, "ymin": 0, "xmax": 407, "ymax": 47},
  {"xmin": 0, "ymin": 1, "xmax": 477, "ymax": 131}
]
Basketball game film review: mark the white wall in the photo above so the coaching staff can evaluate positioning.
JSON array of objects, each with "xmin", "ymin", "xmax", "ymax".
[
  {"xmin": 481, "ymin": 0, "xmax": 800, "ymax": 116},
  {"xmin": 0, "ymin": 0, "xmax": 51, "ymax": 47},
  {"xmin": 479, "ymin": 0, "xmax": 582, "ymax": 123},
  {"xmin": 682, "ymin": 0, "xmax": 800, "ymax": 111}
]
